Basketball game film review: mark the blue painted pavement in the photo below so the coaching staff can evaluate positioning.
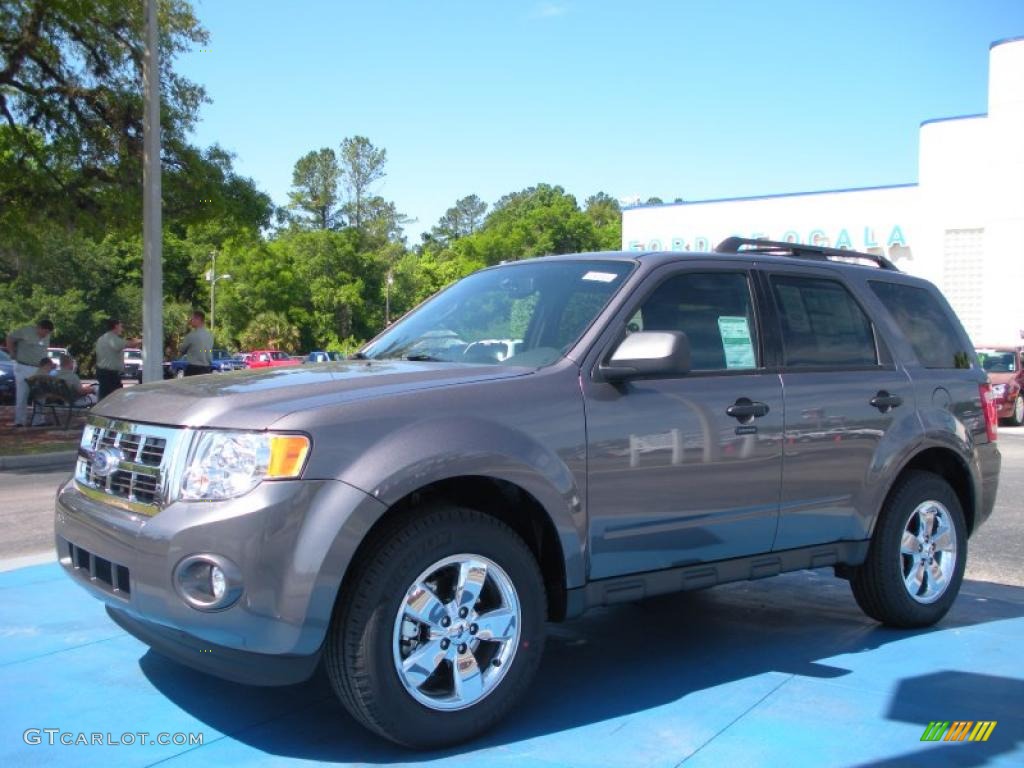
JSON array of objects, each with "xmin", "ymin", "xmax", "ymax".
[{"xmin": 1, "ymin": 563, "xmax": 1021, "ymax": 766}]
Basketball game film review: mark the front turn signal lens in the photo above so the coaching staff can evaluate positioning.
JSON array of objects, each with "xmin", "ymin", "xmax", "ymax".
[{"xmin": 267, "ymin": 435, "xmax": 311, "ymax": 478}]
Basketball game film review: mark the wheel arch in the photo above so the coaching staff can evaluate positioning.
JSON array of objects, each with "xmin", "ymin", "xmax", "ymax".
[
  {"xmin": 880, "ymin": 446, "xmax": 977, "ymax": 535},
  {"xmin": 341, "ymin": 475, "xmax": 571, "ymax": 621}
]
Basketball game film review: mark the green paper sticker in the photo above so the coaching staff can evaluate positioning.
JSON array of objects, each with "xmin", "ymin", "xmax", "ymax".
[{"xmin": 717, "ymin": 316, "xmax": 755, "ymax": 369}]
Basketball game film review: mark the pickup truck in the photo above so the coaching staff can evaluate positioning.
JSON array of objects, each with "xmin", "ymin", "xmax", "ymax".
[
  {"xmin": 245, "ymin": 349, "xmax": 301, "ymax": 369},
  {"xmin": 163, "ymin": 349, "xmax": 243, "ymax": 379}
]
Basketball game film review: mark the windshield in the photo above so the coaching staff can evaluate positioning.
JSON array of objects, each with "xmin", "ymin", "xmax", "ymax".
[
  {"xmin": 362, "ymin": 260, "xmax": 633, "ymax": 367},
  {"xmin": 977, "ymin": 350, "xmax": 1017, "ymax": 372},
  {"xmin": 124, "ymin": 350, "xmax": 142, "ymax": 360}
]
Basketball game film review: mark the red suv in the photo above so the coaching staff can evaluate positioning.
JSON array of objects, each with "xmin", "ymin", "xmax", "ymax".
[{"xmin": 977, "ymin": 345, "xmax": 1024, "ymax": 426}]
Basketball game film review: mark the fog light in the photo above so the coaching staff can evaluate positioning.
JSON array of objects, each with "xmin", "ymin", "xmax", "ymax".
[
  {"xmin": 173, "ymin": 554, "xmax": 242, "ymax": 611},
  {"xmin": 210, "ymin": 565, "xmax": 226, "ymax": 600}
]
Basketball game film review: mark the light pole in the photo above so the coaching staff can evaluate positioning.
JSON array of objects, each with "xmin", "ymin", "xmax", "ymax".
[
  {"xmin": 206, "ymin": 251, "xmax": 231, "ymax": 335},
  {"xmin": 385, "ymin": 271, "xmax": 394, "ymax": 326},
  {"xmin": 141, "ymin": 0, "xmax": 163, "ymax": 383}
]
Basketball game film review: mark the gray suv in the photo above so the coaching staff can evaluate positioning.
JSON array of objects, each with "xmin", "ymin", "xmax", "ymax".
[{"xmin": 55, "ymin": 238, "xmax": 1001, "ymax": 748}]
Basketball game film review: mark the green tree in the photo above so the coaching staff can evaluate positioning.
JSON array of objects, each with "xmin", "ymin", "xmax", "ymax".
[
  {"xmin": 471, "ymin": 183, "xmax": 600, "ymax": 263},
  {"xmin": 584, "ymin": 191, "xmax": 622, "ymax": 250},
  {"xmin": 429, "ymin": 194, "xmax": 487, "ymax": 246},
  {"xmin": 339, "ymin": 135, "xmax": 386, "ymax": 230},
  {"xmin": 0, "ymin": 0, "xmax": 207, "ymax": 229},
  {"xmin": 288, "ymin": 147, "xmax": 340, "ymax": 229},
  {"xmin": 239, "ymin": 311, "xmax": 301, "ymax": 351}
]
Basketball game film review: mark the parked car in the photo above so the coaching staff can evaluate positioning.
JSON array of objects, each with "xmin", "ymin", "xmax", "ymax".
[
  {"xmin": 304, "ymin": 350, "xmax": 346, "ymax": 364},
  {"xmin": 0, "ymin": 349, "xmax": 14, "ymax": 403},
  {"xmin": 976, "ymin": 345, "xmax": 1024, "ymax": 426},
  {"xmin": 47, "ymin": 346, "xmax": 75, "ymax": 371},
  {"xmin": 57, "ymin": 239, "xmax": 1000, "ymax": 749},
  {"xmin": 123, "ymin": 347, "xmax": 143, "ymax": 380},
  {"xmin": 246, "ymin": 349, "xmax": 301, "ymax": 368},
  {"xmin": 165, "ymin": 349, "xmax": 243, "ymax": 378}
]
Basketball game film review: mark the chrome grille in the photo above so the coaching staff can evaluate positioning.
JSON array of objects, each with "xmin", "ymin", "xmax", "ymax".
[{"xmin": 75, "ymin": 416, "xmax": 184, "ymax": 515}]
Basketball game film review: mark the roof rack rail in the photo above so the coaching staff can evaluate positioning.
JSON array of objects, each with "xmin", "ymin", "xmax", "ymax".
[{"xmin": 714, "ymin": 237, "xmax": 899, "ymax": 271}]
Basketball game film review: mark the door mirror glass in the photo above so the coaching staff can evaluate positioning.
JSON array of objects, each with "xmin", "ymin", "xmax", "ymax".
[{"xmin": 599, "ymin": 331, "xmax": 691, "ymax": 382}]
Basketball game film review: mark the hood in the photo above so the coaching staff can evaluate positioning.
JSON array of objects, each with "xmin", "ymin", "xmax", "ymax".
[{"xmin": 92, "ymin": 360, "xmax": 532, "ymax": 430}]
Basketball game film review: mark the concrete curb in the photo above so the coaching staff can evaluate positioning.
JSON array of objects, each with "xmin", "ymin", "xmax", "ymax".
[
  {"xmin": 0, "ymin": 450, "xmax": 77, "ymax": 471},
  {"xmin": 0, "ymin": 551, "xmax": 56, "ymax": 572}
]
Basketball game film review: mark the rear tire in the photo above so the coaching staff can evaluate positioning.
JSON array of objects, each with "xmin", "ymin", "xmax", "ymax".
[
  {"xmin": 325, "ymin": 504, "xmax": 546, "ymax": 749},
  {"xmin": 851, "ymin": 471, "xmax": 967, "ymax": 628}
]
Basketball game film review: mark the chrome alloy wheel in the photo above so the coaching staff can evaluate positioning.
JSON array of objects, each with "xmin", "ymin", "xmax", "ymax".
[
  {"xmin": 392, "ymin": 554, "xmax": 521, "ymax": 711},
  {"xmin": 900, "ymin": 500, "xmax": 958, "ymax": 604}
]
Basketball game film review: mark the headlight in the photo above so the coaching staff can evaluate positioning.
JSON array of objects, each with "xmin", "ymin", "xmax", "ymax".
[
  {"xmin": 180, "ymin": 431, "xmax": 310, "ymax": 500},
  {"xmin": 991, "ymin": 384, "xmax": 1006, "ymax": 397}
]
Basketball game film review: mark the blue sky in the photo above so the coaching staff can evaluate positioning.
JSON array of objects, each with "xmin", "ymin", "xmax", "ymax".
[{"xmin": 176, "ymin": 0, "xmax": 1024, "ymax": 240}]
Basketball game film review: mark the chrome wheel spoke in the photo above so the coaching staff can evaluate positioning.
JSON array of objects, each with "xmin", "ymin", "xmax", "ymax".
[
  {"xmin": 900, "ymin": 530, "xmax": 919, "ymax": 555},
  {"xmin": 473, "ymin": 607, "xmax": 516, "ymax": 641},
  {"xmin": 918, "ymin": 507, "xmax": 934, "ymax": 538},
  {"xmin": 455, "ymin": 559, "xmax": 488, "ymax": 615},
  {"xmin": 452, "ymin": 648, "xmax": 484, "ymax": 703},
  {"xmin": 404, "ymin": 584, "xmax": 447, "ymax": 630},
  {"xmin": 932, "ymin": 525, "xmax": 954, "ymax": 553},
  {"xmin": 904, "ymin": 561, "xmax": 924, "ymax": 596},
  {"xmin": 928, "ymin": 561, "xmax": 945, "ymax": 592},
  {"xmin": 401, "ymin": 639, "xmax": 446, "ymax": 689}
]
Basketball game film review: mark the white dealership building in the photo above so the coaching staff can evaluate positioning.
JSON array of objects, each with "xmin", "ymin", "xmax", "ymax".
[{"xmin": 622, "ymin": 37, "xmax": 1024, "ymax": 346}]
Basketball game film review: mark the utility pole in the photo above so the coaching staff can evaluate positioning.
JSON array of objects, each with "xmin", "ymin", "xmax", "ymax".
[
  {"xmin": 141, "ymin": 0, "xmax": 163, "ymax": 383},
  {"xmin": 206, "ymin": 251, "xmax": 231, "ymax": 336},
  {"xmin": 385, "ymin": 271, "xmax": 394, "ymax": 325}
]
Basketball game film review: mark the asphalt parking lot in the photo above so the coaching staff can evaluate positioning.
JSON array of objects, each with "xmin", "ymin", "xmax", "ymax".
[{"xmin": 0, "ymin": 432, "xmax": 1021, "ymax": 766}]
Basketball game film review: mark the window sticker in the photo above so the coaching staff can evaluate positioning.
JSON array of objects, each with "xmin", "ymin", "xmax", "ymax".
[
  {"xmin": 582, "ymin": 271, "xmax": 619, "ymax": 283},
  {"xmin": 717, "ymin": 316, "xmax": 756, "ymax": 369}
]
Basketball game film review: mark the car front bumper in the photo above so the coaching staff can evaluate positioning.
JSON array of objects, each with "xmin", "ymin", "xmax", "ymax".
[{"xmin": 54, "ymin": 475, "xmax": 385, "ymax": 685}]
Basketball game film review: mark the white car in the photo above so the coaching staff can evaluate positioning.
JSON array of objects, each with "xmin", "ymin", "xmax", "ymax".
[{"xmin": 123, "ymin": 348, "xmax": 143, "ymax": 379}]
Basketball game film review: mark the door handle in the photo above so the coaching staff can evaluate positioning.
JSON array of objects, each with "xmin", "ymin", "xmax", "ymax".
[
  {"xmin": 870, "ymin": 391, "xmax": 903, "ymax": 413},
  {"xmin": 727, "ymin": 398, "xmax": 770, "ymax": 420}
]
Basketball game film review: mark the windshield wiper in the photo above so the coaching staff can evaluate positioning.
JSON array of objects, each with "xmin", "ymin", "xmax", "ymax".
[{"xmin": 403, "ymin": 354, "xmax": 445, "ymax": 362}]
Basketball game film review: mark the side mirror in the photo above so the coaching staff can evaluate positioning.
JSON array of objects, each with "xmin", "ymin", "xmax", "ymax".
[{"xmin": 598, "ymin": 331, "xmax": 691, "ymax": 382}]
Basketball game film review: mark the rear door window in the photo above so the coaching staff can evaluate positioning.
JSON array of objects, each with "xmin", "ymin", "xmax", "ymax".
[{"xmin": 770, "ymin": 276, "xmax": 878, "ymax": 368}]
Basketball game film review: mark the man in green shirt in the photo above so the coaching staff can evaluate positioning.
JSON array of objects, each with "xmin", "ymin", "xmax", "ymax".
[
  {"xmin": 95, "ymin": 318, "xmax": 127, "ymax": 400},
  {"xmin": 180, "ymin": 310, "xmax": 214, "ymax": 376},
  {"xmin": 5, "ymin": 318, "xmax": 54, "ymax": 427}
]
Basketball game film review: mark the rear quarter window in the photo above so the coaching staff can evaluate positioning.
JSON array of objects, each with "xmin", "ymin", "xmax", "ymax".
[{"xmin": 869, "ymin": 281, "xmax": 971, "ymax": 369}]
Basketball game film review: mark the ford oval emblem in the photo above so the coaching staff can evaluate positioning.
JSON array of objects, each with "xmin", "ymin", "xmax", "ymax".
[{"xmin": 92, "ymin": 447, "xmax": 125, "ymax": 478}]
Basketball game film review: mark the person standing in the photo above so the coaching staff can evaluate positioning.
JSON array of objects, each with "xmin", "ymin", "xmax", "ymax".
[
  {"xmin": 95, "ymin": 318, "xmax": 127, "ymax": 400},
  {"xmin": 180, "ymin": 310, "xmax": 214, "ymax": 376},
  {"xmin": 5, "ymin": 319, "xmax": 54, "ymax": 427}
]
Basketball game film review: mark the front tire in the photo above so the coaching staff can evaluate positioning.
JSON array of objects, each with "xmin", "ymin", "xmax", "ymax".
[
  {"xmin": 325, "ymin": 505, "xmax": 547, "ymax": 749},
  {"xmin": 851, "ymin": 471, "xmax": 967, "ymax": 628}
]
